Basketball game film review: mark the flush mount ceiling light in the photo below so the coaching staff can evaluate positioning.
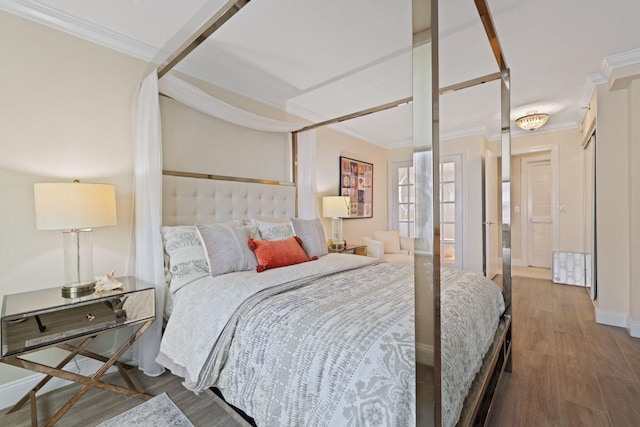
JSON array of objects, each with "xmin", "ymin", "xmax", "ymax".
[{"xmin": 515, "ymin": 113, "xmax": 549, "ymax": 131}]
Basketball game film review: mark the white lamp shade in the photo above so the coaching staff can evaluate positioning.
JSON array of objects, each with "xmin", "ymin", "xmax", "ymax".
[
  {"xmin": 323, "ymin": 196, "xmax": 350, "ymax": 218},
  {"xmin": 34, "ymin": 182, "xmax": 117, "ymax": 230}
]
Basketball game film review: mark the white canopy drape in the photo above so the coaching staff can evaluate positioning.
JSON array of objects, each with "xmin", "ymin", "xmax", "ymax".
[
  {"xmin": 133, "ymin": 71, "xmax": 165, "ymax": 376},
  {"xmin": 159, "ymin": 74, "xmax": 306, "ymax": 132},
  {"xmin": 296, "ymin": 130, "xmax": 319, "ymax": 218},
  {"xmin": 132, "ymin": 72, "xmax": 319, "ymax": 375}
]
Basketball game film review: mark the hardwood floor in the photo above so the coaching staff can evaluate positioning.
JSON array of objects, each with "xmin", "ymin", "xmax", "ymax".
[
  {"xmin": 489, "ymin": 276, "xmax": 640, "ymax": 427},
  {"xmin": 0, "ymin": 369, "xmax": 250, "ymax": 427}
]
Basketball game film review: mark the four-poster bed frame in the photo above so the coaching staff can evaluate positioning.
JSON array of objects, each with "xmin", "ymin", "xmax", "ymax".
[{"xmin": 149, "ymin": 0, "xmax": 513, "ymax": 426}]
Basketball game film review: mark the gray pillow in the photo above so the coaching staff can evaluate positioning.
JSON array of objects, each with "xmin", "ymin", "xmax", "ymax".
[
  {"xmin": 291, "ymin": 218, "xmax": 328, "ymax": 259},
  {"xmin": 195, "ymin": 223, "xmax": 258, "ymax": 276}
]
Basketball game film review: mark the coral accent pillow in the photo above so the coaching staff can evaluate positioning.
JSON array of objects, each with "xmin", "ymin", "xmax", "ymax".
[{"xmin": 248, "ymin": 236, "xmax": 316, "ymax": 272}]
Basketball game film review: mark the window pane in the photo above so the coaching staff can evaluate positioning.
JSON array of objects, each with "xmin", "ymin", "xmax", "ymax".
[
  {"xmin": 399, "ymin": 204, "xmax": 408, "ymax": 221},
  {"xmin": 442, "ymin": 162, "xmax": 455, "ymax": 182},
  {"xmin": 409, "ymin": 166, "xmax": 414, "ymax": 184},
  {"xmin": 442, "ymin": 223, "xmax": 455, "ymax": 241},
  {"xmin": 442, "ymin": 182, "xmax": 455, "ymax": 202},
  {"xmin": 442, "ymin": 202, "xmax": 455, "ymax": 222},
  {"xmin": 399, "ymin": 185, "xmax": 409, "ymax": 203},
  {"xmin": 442, "ymin": 243, "xmax": 455, "ymax": 263},
  {"xmin": 408, "ymin": 204, "xmax": 414, "ymax": 221},
  {"xmin": 399, "ymin": 222, "xmax": 409, "ymax": 237},
  {"xmin": 398, "ymin": 167, "xmax": 408, "ymax": 184}
]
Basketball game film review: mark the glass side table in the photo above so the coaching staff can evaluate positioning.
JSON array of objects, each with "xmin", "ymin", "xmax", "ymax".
[{"xmin": 1, "ymin": 276, "xmax": 156, "ymax": 426}]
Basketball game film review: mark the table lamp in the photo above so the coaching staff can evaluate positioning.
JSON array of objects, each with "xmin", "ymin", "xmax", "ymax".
[
  {"xmin": 322, "ymin": 196, "xmax": 350, "ymax": 251},
  {"xmin": 34, "ymin": 181, "xmax": 117, "ymax": 297}
]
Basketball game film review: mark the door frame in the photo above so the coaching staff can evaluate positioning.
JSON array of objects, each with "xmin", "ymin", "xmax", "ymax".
[
  {"xmin": 485, "ymin": 144, "xmax": 559, "ymax": 270},
  {"xmin": 521, "ymin": 154, "xmax": 553, "ymax": 268}
]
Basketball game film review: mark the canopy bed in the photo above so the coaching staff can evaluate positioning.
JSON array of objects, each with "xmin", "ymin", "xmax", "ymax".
[{"xmin": 129, "ymin": 0, "xmax": 513, "ymax": 426}]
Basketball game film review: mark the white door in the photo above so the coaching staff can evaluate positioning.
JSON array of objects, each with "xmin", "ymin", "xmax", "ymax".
[
  {"xmin": 525, "ymin": 157, "xmax": 552, "ymax": 268},
  {"xmin": 484, "ymin": 150, "xmax": 501, "ymax": 278}
]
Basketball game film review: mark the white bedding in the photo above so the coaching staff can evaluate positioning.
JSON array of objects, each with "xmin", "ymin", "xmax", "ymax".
[
  {"xmin": 440, "ymin": 268, "xmax": 505, "ymax": 427},
  {"xmin": 158, "ymin": 255, "xmax": 504, "ymax": 427},
  {"xmin": 157, "ymin": 254, "xmax": 415, "ymax": 426}
]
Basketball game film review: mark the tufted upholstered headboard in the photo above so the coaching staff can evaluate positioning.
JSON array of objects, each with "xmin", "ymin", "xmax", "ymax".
[{"xmin": 162, "ymin": 174, "xmax": 297, "ymax": 225}]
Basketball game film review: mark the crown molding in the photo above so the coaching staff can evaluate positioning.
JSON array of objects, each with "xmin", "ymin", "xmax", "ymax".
[{"xmin": 0, "ymin": 0, "xmax": 159, "ymax": 61}]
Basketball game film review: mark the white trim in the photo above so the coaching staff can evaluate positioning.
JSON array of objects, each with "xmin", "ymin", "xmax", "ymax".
[
  {"xmin": 511, "ymin": 144, "xmax": 560, "ymax": 253},
  {"xmin": 0, "ymin": 0, "xmax": 159, "ymax": 62},
  {"xmin": 512, "ymin": 258, "xmax": 524, "ymax": 267},
  {"xmin": 0, "ymin": 356, "xmax": 119, "ymax": 411},
  {"xmin": 416, "ymin": 342, "xmax": 434, "ymax": 367},
  {"xmin": 629, "ymin": 320, "xmax": 640, "ymax": 339},
  {"xmin": 595, "ymin": 308, "xmax": 628, "ymax": 328}
]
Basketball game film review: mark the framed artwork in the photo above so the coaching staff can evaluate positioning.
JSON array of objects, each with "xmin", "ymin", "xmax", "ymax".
[{"xmin": 339, "ymin": 156, "xmax": 373, "ymax": 218}]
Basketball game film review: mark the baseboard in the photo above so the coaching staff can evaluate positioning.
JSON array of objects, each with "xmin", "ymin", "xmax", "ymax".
[
  {"xmin": 0, "ymin": 356, "xmax": 118, "ymax": 411},
  {"xmin": 628, "ymin": 319, "xmax": 640, "ymax": 338},
  {"xmin": 416, "ymin": 342, "xmax": 434, "ymax": 366},
  {"xmin": 595, "ymin": 307, "xmax": 629, "ymax": 328}
]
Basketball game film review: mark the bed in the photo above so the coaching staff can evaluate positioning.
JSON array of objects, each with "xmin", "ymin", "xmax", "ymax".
[{"xmin": 155, "ymin": 173, "xmax": 507, "ymax": 427}]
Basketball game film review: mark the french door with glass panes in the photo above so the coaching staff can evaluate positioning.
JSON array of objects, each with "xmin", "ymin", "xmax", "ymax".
[
  {"xmin": 440, "ymin": 155, "xmax": 462, "ymax": 268},
  {"xmin": 391, "ymin": 156, "xmax": 462, "ymax": 268}
]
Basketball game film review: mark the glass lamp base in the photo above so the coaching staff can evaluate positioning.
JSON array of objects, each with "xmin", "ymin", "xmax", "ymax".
[
  {"xmin": 329, "ymin": 240, "xmax": 346, "ymax": 251},
  {"xmin": 61, "ymin": 282, "xmax": 95, "ymax": 298}
]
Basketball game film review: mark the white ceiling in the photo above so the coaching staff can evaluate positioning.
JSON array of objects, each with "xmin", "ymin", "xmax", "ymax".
[{"xmin": 3, "ymin": 0, "xmax": 640, "ymax": 147}]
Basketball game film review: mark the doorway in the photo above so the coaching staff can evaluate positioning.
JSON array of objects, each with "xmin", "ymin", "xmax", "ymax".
[{"xmin": 523, "ymin": 155, "xmax": 552, "ymax": 268}]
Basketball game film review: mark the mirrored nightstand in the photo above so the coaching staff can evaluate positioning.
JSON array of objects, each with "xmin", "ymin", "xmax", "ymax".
[
  {"xmin": 328, "ymin": 244, "xmax": 367, "ymax": 256},
  {"xmin": 1, "ymin": 276, "xmax": 156, "ymax": 426}
]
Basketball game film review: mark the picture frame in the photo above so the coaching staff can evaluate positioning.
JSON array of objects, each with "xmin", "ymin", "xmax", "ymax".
[{"xmin": 339, "ymin": 156, "xmax": 373, "ymax": 218}]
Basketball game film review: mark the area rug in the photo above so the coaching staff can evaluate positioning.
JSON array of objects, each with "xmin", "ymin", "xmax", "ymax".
[{"xmin": 97, "ymin": 392, "xmax": 194, "ymax": 427}]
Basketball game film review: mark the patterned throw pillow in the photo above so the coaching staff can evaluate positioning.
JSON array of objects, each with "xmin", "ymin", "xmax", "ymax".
[
  {"xmin": 195, "ymin": 223, "xmax": 258, "ymax": 276},
  {"xmin": 251, "ymin": 219, "xmax": 295, "ymax": 241},
  {"xmin": 160, "ymin": 226, "xmax": 210, "ymax": 292},
  {"xmin": 290, "ymin": 217, "xmax": 328, "ymax": 259}
]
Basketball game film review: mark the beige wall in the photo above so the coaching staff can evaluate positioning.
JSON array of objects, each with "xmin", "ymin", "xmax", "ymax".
[
  {"xmin": 161, "ymin": 96, "xmax": 292, "ymax": 182},
  {"xmin": 593, "ymin": 67, "xmax": 640, "ymax": 336},
  {"xmin": 630, "ymin": 79, "xmax": 640, "ymax": 328},
  {"xmin": 315, "ymin": 127, "xmax": 390, "ymax": 244},
  {"xmin": 0, "ymin": 11, "xmax": 149, "ymax": 387},
  {"xmin": 595, "ymin": 84, "xmax": 632, "ymax": 323}
]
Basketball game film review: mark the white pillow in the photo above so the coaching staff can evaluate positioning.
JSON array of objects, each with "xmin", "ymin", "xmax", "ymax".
[
  {"xmin": 195, "ymin": 223, "xmax": 258, "ymax": 276},
  {"xmin": 251, "ymin": 219, "xmax": 295, "ymax": 241},
  {"xmin": 373, "ymin": 230, "xmax": 401, "ymax": 254},
  {"xmin": 160, "ymin": 226, "xmax": 209, "ymax": 292},
  {"xmin": 290, "ymin": 218, "xmax": 328, "ymax": 259}
]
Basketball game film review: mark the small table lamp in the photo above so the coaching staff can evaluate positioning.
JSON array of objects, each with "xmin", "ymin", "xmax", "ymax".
[
  {"xmin": 322, "ymin": 196, "xmax": 350, "ymax": 251},
  {"xmin": 34, "ymin": 181, "xmax": 117, "ymax": 297}
]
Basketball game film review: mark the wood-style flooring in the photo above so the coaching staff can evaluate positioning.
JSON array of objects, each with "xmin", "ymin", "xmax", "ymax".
[
  {"xmin": 489, "ymin": 276, "xmax": 640, "ymax": 427},
  {"xmin": 3, "ymin": 275, "xmax": 639, "ymax": 426},
  {"xmin": 0, "ymin": 368, "xmax": 250, "ymax": 427}
]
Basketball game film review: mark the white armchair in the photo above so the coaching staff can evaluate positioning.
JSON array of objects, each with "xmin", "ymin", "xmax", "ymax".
[{"xmin": 362, "ymin": 230, "xmax": 414, "ymax": 265}]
